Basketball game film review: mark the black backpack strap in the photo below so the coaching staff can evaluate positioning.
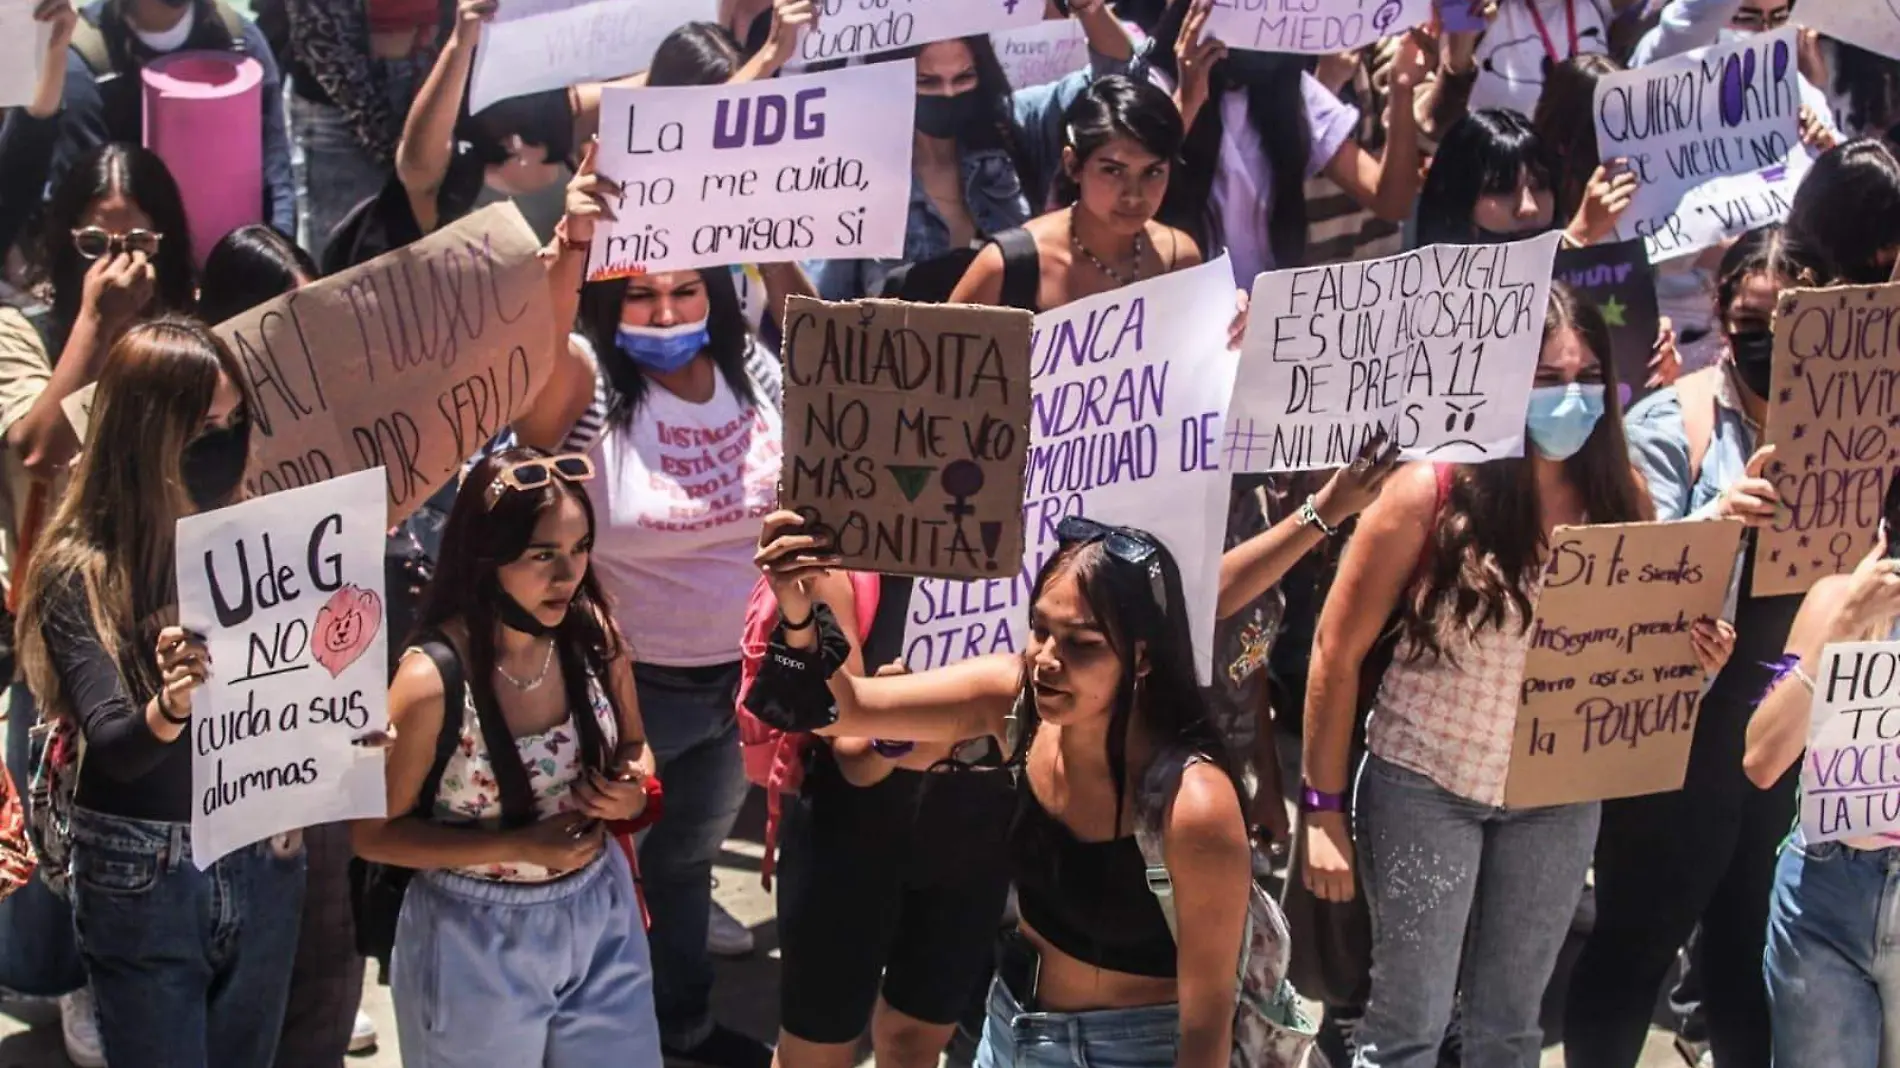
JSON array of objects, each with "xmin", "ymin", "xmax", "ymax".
[
  {"xmin": 466, "ymin": 664, "xmax": 539, "ymax": 830},
  {"xmin": 410, "ymin": 636, "xmax": 466, "ymax": 817},
  {"xmin": 70, "ymin": 12, "xmax": 109, "ymax": 77},
  {"xmin": 993, "ymin": 228, "xmax": 1042, "ymax": 313},
  {"xmin": 862, "ymin": 575, "xmax": 913, "ymax": 671},
  {"xmin": 212, "ymin": 0, "xmax": 249, "ymax": 48}
]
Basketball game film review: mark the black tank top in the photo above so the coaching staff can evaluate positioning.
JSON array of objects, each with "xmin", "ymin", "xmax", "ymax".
[{"xmin": 1008, "ymin": 779, "xmax": 1178, "ymax": 978}]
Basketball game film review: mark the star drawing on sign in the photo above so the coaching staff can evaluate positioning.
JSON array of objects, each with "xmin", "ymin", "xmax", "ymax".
[
  {"xmin": 1600, "ymin": 295, "xmax": 1627, "ymax": 327},
  {"xmin": 1769, "ymin": 549, "xmax": 1781, "ymax": 562},
  {"xmin": 1788, "ymin": 564, "xmax": 1800, "ymax": 578},
  {"xmin": 1798, "ymin": 535, "xmax": 1810, "ymax": 548},
  {"xmin": 1780, "ymin": 389, "xmax": 1794, "ymax": 403},
  {"xmin": 1791, "ymin": 424, "xmax": 1806, "ymax": 440}
]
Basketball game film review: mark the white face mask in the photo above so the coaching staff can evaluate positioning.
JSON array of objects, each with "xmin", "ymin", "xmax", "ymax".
[{"xmin": 131, "ymin": 5, "xmax": 195, "ymax": 53}]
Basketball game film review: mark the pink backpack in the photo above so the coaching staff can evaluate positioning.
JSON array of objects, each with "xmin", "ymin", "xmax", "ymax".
[{"xmin": 736, "ymin": 571, "xmax": 881, "ymax": 888}]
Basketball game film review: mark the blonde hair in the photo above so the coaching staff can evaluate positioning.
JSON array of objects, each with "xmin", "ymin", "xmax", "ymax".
[{"xmin": 17, "ymin": 317, "xmax": 251, "ymax": 719}]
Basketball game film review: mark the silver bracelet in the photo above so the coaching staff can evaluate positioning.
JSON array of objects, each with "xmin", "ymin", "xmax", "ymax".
[{"xmin": 1297, "ymin": 495, "xmax": 1340, "ymax": 538}]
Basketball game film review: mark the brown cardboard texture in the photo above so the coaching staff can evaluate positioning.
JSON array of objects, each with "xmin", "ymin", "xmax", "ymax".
[{"xmin": 779, "ymin": 295, "xmax": 1032, "ymax": 580}]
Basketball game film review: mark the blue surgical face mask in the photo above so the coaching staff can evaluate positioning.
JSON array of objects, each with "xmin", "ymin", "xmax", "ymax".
[
  {"xmin": 615, "ymin": 319, "xmax": 711, "ymax": 373},
  {"xmin": 1524, "ymin": 382, "xmax": 1606, "ymax": 460}
]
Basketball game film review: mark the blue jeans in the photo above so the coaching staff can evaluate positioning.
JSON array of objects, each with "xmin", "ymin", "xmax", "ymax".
[
  {"xmin": 973, "ymin": 974, "xmax": 1178, "ymax": 1068},
  {"xmin": 634, "ymin": 662, "xmax": 750, "ymax": 1049},
  {"xmin": 69, "ymin": 808, "xmax": 306, "ymax": 1068},
  {"xmin": 392, "ymin": 846, "xmax": 660, "ymax": 1067},
  {"xmin": 0, "ymin": 682, "xmax": 84, "ymax": 997},
  {"xmin": 1353, "ymin": 755, "xmax": 1598, "ymax": 1068},
  {"xmin": 288, "ymin": 59, "xmax": 426, "ymax": 263},
  {"xmin": 1765, "ymin": 833, "xmax": 1900, "ymax": 1067}
]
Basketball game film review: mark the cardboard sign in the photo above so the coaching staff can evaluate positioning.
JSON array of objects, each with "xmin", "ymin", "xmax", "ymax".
[
  {"xmin": 1803, "ymin": 641, "xmax": 1900, "ymax": 843},
  {"xmin": 177, "ymin": 468, "xmax": 390, "ymax": 869},
  {"xmin": 0, "ymin": 8, "xmax": 49, "ymax": 111},
  {"xmin": 468, "ymin": 0, "xmax": 716, "ymax": 113},
  {"xmin": 1796, "ymin": 2, "xmax": 1900, "ymax": 63},
  {"xmin": 1593, "ymin": 29, "xmax": 1808, "ymax": 262},
  {"xmin": 906, "ymin": 256, "xmax": 1242, "ymax": 683},
  {"xmin": 65, "ymin": 204, "xmax": 555, "ymax": 523},
  {"xmin": 1554, "ymin": 240, "xmax": 1662, "ymax": 409},
  {"xmin": 590, "ymin": 63, "xmax": 913, "ymax": 279},
  {"xmin": 1755, "ymin": 283, "xmax": 1900, "ymax": 598},
  {"xmin": 1224, "ymin": 230, "xmax": 1561, "ymax": 473},
  {"xmin": 1505, "ymin": 519, "xmax": 1743, "ymax": 808},
  {"xmin": 780, "ymin": 297, "xmax": 1033, "ymax": 580},
  {"xmin": 1205, "ymin": 0, "xmax": 1432, "ymax": 53},
  {"xmin": 991, "ymin": 19, "xmax": 1093, "ymax": 89},
  {"xmin": 794, "ymin": 0, "xmax": 1040, "ymax": 66}
]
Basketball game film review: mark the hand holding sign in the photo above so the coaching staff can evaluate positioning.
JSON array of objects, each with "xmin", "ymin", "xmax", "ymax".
[
  {"xmin": 1830, "ymin": 531, "xmax": 1900, "ymax": 644},
  {"xmin": 1313, "ymin": 426, "xmax": 1403, "ymax": 524},
  {"xmin": 1173, "ymin": 0, "xmax": 1227, "ymax": 127},
  {"xmin": 1690, "ymin": 617, "xmax": 1737, "ymax": 677},
  {"xmin": 1566, "ymin": 162, "xmax": 1640, "ymax": 248},
  {"xmin": 156, "ymin": 626, "xmax": 211, "ymax": 724},
  {"xmin": 561, "ymin": 141, "xmax": 618, "ymax": 245},
  {"xmin": 1718, "ymin": 445, "xmax": 1781, "ymax": 528}
]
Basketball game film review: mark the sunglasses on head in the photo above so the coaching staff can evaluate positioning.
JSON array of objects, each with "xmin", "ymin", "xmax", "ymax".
[
  {"xmin": 1055, "ymin": 515, "xmax": 1168, "ymax": 615},
  {"xmin": 484, "ymin": 454, "xmax": 595, "ymax": 510},
  {"xmin": 71, "ymin": 227, "xmax": 162, "ymax": 261}
]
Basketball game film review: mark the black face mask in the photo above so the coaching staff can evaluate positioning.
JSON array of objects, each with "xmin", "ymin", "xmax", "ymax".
[
  {"xmin": 180, "ymin": 421, "xmax": 249, "ymax": 510},
  {"xmin": 1473, "ymin": 223, "xmax": 1541, "ymax": 245},
  {"xmin": 915, "ymin": 91, "xmax": 985, "ymax": 141},
  {"xmin": 491, "ymin": 579, "xmax": 559, "ymax": 637},
  {"xmin": 1730, "ymin": 328, "xmax": 1775, "ymax": 399},
  {"xmin": 1220, "ymin": 50, "xmax": 1300, "ymax": 90}
]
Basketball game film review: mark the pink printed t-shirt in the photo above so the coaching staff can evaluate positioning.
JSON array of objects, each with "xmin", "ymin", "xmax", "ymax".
[{"xmin": 589, "ymin": 372, "xmax": 783, "ymax": 667}]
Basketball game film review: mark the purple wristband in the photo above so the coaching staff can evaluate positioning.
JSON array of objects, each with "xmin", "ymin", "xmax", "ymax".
[
  {"xmin": 1301, "ymin": 786, "xmax": 1346, "ymax": 813},
  {"xmin": 870, "ymin": 739, "xmax": 915, "ymax": 758}
]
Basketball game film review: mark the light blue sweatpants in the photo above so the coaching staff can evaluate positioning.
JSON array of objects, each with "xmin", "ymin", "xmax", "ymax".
[{"xmin": 391, "ymin": 846, "xmax": 662, "ymax": 1067}]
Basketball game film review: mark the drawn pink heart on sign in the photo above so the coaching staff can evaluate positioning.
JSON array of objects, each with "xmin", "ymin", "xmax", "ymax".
[{"xmin": 312, "ymin": 585, "xmax": 382, "ymax": 678}]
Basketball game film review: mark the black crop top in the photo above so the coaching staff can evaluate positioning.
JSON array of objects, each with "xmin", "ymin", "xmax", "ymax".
[{"xmin": 1009, "ymin": 778, "xmax": 1178, "ymax": 978}]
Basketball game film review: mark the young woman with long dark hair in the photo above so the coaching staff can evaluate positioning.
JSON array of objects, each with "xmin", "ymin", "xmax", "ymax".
[
  {"xmin": 1415, "ymin": 108, "xmax": 1634, "ymax": 249},
  {"xmin": 1783, "ymin": 138, "xmax": 1900, "ymax": 287},
  {"xmin": 1301, "ymin": 285, "xmax": 1734, "ymax": 1067},
  {"xmin": 353, "ymin": 446, "xmax": 658, "ymax": 1065},
  {"xmin": 16, "ymin": 317, "xmax": 295, "ymax": 1067},
  {"xmin": 750, "ymin": 509, "xmax": 1255, "ymax": 1068}
]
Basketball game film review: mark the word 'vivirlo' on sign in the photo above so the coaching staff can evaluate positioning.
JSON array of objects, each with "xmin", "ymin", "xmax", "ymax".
[
  {"xmin": 1506, "ymin": 518, "xmax": 1742, "ymax": 808},
  {"xmin": 1223, "ymin": 230, "xmax": 1561, "ymax": 473},
  {"xmin": 467, "ymin": 0, "xmax": 715, "ymax": 113},
  {"xmin": 780, "ymin": 296, "xmax": 1032, "ymax": 581}
]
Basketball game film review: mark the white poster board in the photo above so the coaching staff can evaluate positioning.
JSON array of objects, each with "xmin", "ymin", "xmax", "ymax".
[
  {"xmin": 468, "ymin": 0, "xmax": 717, "ymax": 113},
  {"xmin": 1803, "ymin": 641, "xmax": 1900, "ymax": 843},
  {"xmin": 590, "ymin": 62, "xmax": 913, "ymax": 278},
  {"xmin": 991, "ymin": 19, "xmax": 1093, "ymax": 89},
  {"xmin": 905, "ymin": 256, "xmax": 1242, "ymax": 683},
  {"xmin": 1205, "ymin": 0, "xmax": 1432, "ymax": 53},
  {"xmin": 1796, "ymin": 2, "xmax": 1900, "ymax": 63},
  {"xmin": 1593, "ymin": 29, "xmax": 1808, "ymax": 262},
  {"xmin": 0, "ymin": 7, "xmax": 49, "ymax": 111},
  {"xmin": 795, "ymin": 0, "xmax": 1040, "ymax": 65},
  {"xmin": 177, "ymin": 469, "xmax": 390, "ymax": 869},
  {"xmin": 1224, "ymin": 230, "xmax": 1561, "ymax": 473}
]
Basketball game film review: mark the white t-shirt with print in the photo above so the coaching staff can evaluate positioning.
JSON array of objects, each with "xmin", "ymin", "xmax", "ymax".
[{"xmin": 1472, "ymin": 0, "xmax": 1613, "ymax": 117}]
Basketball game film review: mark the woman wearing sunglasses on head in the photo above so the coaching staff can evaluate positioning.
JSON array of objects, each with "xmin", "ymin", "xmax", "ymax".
[
  {"xmin": 352, "ymin": 446, "xmax": 661, "ymax": 1067},
  {"xmin": 748, "ymin": 509, "xmax": 1254, "ymax": 1068},
  {"xmin": 14, "ymin": 317, "xmax": 294, "ymax": 1067}
]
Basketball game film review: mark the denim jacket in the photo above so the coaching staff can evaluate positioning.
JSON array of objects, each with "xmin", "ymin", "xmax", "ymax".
[{"xmin": 812, "ymin": 49, "xmax": 1129, "ymax": 301}]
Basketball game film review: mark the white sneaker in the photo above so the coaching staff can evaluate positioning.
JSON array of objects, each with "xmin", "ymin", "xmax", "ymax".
[
  {"xmin": 60, "ymin": 987, "xmax": 106, "ymax": 1068},
  {"xmin": 349, "ymin": 1010, "xmax": 377, "ymax": 1054},
  {"xmin": 708, "ymin": 899, "xmax": 755, "ymax": 957}
]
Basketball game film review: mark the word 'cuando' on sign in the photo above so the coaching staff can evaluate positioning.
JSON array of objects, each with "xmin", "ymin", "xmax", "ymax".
[
  {"xmin": 1755, "ymin": 283, "xmax": 1900, "ymax": 597},
  {"xmin": 1803, "ymin": 641, "xmax": 1900, "ymax": 841},
  {"xmin": 1505, "ymin": 519, "xmax": 1741, "ymax": 808},
  {"xmin": 905, "ymin": 255, "xmax": 1243, "ymax": 683},
  {"xmin": 780, "ymin": 296, "xmax": 1032, "ymax": 581},
  {"xmin": 795, "ymin": 0, "xmax": 1041, "ymax": 65},
  {"xmin": 1205, "ymin": 0, "xmax": 1431, "ymax": 54}
]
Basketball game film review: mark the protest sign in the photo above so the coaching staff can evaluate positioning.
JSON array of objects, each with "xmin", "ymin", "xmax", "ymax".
[
  {"xmin": 64, "ymin": 204, "xmax": 555, "ymax": 522},
  {"xmin": 1554, "ymin": 239, "xmax": 1662, "ymax": 408},
  {"xmin": 468, "ymin": 0, "xmax": 716, "ymax": 113},
  {"xmin": 1205, "ymin": 0, "xmax": 1432, "ymax": 54},
  {"xmin": 793, "ymin": 0, "xmax": 1039, "ymax": 66},
  {"xmin": 1593, "ymin": 29, "xmax": 1807, "ymax": 262},
  {"xmin": 590, "ymin": 63, "xmax": 913, "ymax": 279},
  {"xmin": 781, "ymin": 297, "xmax": 1033, "ymax": 580},
  {"xmin": 1505, "ymin": 519, "xmax": 1742, "ymax": 808},
  {"xmin": 1755, "ymin": 283, "xmax": 1900, "ymax": 597},
  {"xmin": 1803, "ymin": 641, "xmax": 1900, "ymax": 843},
  {"xmin": 0, "ymin": 8, "xmax": 48, "ymax": 110},
  {"xmin": 1223, "ymin": 230, "xmax": 1560, "ymax": 473},
  {"xmin": 1796, "ymin": 2, "xmax": 1900, "ymax": 63},
  {"xmin": 177, "ymin": 468, "xmax": 390, "ymax": 869},
  {"xmin": 906, "ymin": 256, "xmax": 1242, "ymax": 682},
  {"xmin": 991, "ymin": 19, "xmax": 1093, "ymax": 89}
]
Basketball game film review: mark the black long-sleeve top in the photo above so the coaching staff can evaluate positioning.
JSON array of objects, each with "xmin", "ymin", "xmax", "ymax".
[{"xmin": 40, "ymin": 573, "xmax": 189, "ymax": 822}]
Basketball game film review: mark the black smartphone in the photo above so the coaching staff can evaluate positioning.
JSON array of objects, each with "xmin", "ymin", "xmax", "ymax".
[
  {"xmin": 995, "ymin": 929, "xmax": 1041, "ymax": 1009},
  {"xmin": 1885, "ymin": 475, "xmax": 1900, "ymax": 559}
]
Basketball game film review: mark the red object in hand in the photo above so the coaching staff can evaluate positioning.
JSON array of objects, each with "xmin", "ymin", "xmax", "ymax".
[{"xmin": 608, "ymin": 774, "xmax": 664, "ymax": 838}]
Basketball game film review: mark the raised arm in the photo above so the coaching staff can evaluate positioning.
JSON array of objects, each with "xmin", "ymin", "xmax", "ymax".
[{"xmin": 397, "ymin": 0, "xmax": 494, "ymax": 233}]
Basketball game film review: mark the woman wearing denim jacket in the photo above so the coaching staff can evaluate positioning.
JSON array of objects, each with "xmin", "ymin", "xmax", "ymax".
[
  {"xmin": 811, "ymin": 0, "xmax": 1138, "ymax": 302},
  {"xmin": 15, "ymin": 317, "xmax": 299, "ymax": 1068}
]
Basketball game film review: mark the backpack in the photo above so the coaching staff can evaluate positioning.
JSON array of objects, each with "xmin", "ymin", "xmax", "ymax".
[
  {"xmin": 69, "ymin": 1, "xmax": 250, "ymax": 77},
  {"xmin": 736, "ymin": 571, "xmax": 882, "ymax": 888},
  {"xmin": 1673, "ymin": 366, "xmax": 1723, "ymax": 490},
  {"xmin": 878, "ymin": 227, "xmax": 1043, "ymax": 310},
  {"xmin": 1135, "ymin": 748, "xmax": 1318, "ymax": 1068},
  {"xmin": 24, "ymin": 716, "xmax": 78, "ymax": 900}
]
